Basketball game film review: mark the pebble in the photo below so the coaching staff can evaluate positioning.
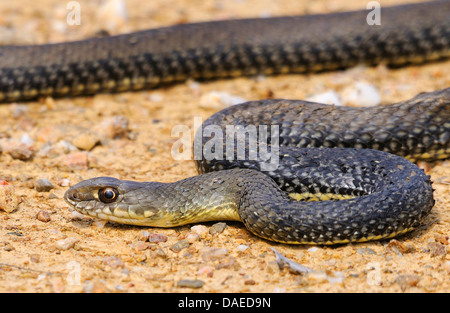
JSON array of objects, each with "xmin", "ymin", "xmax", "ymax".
[
  {"xmin": 20, "ymin": 133, "xmax": 34, "ymax": 146},
  {"xmin": 306, "ymin": 90, "xmax": 342, "ymax": 106},
  {"xmin": 1, "ymin": 140, "xmax": 34, "ymax": 160},
  {"xmin": 176, "ymin": 279, "xmax": 204, "ymax": 289},
  {"xmin": 170, "ymin": 239, "xmax": 189, "ymax": 253},
  {"xmin": 34, "ymin": 178, "xmax": 54, "ymax": 192},
  {"xmin": 209, "ymin": 222, "xmax": 227, "ymax": 235},
  {"xmin": 237, "ymin": 244, "xmax": 249, "ymax": 252},
  {"xmin": 97, "ymin": 0, "xmax": 128, "ymax": 33},
  {"xmin": 201, "ymin": 247, "xmax": 229, "ymax": 262},
  {"xmin": 0, "ymin": 181, "xmax": 19, "ymax": 213},
  {"xmin": 342, "ymin": 82, "xmax": 381, "ymax": 107},
  {"xmin": 56, "ymin": 151, "xmax": 89, "ymax": 171},
  {"xmin": 428, "ymin": 242, "xmax": 447, "ymax": 258},
  {"xmin": 386, "ymin": 239, "xmax": 415, "ymax": 255},
  {"xmin": 199, "ymin": 91, "xmax": 247, "ymax": 109},
  {"xmin": 72, "ymin": 131, "xmax": 100, "ymax": 151},
  {"xmin": 92, "ymin": 116, "xmax": 130, "ymax": 141},
  {"xmin": 148, "ymin": 233, "xmax": 168, "ymax": 243},
  {"xmin": 186, "ymin": 233, "xmax": 200, "ymax": 243},
  {"xmin": 198, "ymin": 265, "xmax": 214, "ymax": 277},
  {"xmin": 55, "ymin": 237, "xmax": 79, "ymax": 250},
  {"xmin": 356, "ymin": 247, "xmax": 376, "ymax": 255},
  {"xmin": 36, "ymin": 210, "xmax": 51, "ymax": 223},
  {"xmin": 190, "ymin": 225, "xmax": 209, "ymax": 238},
  {"xmin": 137, "ymin": 230, "xmax": 150, "ymax": 241}
]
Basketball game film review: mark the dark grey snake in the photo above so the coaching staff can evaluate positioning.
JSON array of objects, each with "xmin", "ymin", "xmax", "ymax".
[{"xmin": 8, "ymin": 1, "xmax": 447, "ymax": 244}]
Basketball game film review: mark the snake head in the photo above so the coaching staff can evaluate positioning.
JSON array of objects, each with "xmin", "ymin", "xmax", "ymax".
[{"xmin": 64, "ymin": 177, "xmax": 160, "ymax": 225}]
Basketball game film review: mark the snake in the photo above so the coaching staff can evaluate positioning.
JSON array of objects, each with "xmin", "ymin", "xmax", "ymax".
[{"xmin": 6, "ymin": 1, "xmax": 446, "ymax": 244}]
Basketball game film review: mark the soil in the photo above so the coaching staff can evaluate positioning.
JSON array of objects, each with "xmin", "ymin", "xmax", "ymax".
[{"xmin": 0, "ymin": 0, "xmax": 449, "ymax": 293}]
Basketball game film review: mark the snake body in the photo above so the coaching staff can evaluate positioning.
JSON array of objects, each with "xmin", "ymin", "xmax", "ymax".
[
  {"xmin": 0, "ymin": 1, "xmax": 449, "ymax": 102},
  {"xmin": 65, "ymin": 89, "xmax": 449, "ymax": 244},
  {"xmin": 20, "ymin": 0, "xmax": 446, "ymax": 244}
]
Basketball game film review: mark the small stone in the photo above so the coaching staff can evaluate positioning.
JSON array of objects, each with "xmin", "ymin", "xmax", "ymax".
[
  {"xmin": 48, "ymin": 193, "xmax": 59, "ymax": 200},
  {"xmin": 244, "ymin": 279, "xmax": 256, "ymax": 285},
  {"xmin": 170, "ymin": 239, "xmax": 189, "ymax": 253},
  {"xmin": 198, "ymin": 265, "xmax": 214, "ymax": 277},
  {"xmin": 199, "ymin": 91, "xmax": 247, "ymax": 109},
  {"xmin": 356, "ymin": 247, "xmax": 376, "ymax": 255},
  {"xmin": 0, "ymin": 181, "xmax": 19, "ymax": 213},
  {"xmin": 132, "ymin": 241, "xmax": 150, "ymax": 251},
  {"xmin": 72, "ymin": 131, "xmax": 100, "ymax": 151},
  {"xmin": 342, "ymin": 82, "xmax": 381, "ymax": 107},
  {"xmin": 237, "ymin": 244, "xmax": 249, "ymax": 252},
  {"xmin": 428, "ymin": 242, "xmax": 447, "ymax": 258},
  {"xmin": 148, "ymin": 233, "xmax": 168, "ymax": 243},
  {"xmin": 201, "ymin": 247, "xmax": 229, "ymax": 262},
  {"xmin": 34, "ymin": 178, "xmax": 54, "ymax": 192},
  {"xmin": 97, "ymin": 0, "xmax": 128, "ymax": 33},
  {"xmin": 137, "ymin": 230, "xmax": 150, "ymax": 241},
  {"xmin": 209, "ymin": 222, "xmax": 227, "ymax": 235},
  {"xmin": 36, "ymin": 210, "xmax": 51, "ymax": 223},
  {"xmin": 176, "ymin": 279, "xmax": 204, "ymax": 289},
  {"xmin": 386, "ymin": 239, "xmax": 415, "ymax": 255},
  {"xmin": 57, "ymin": 151, "xmax": 89, "ymax": 171},
  {"xmin": 2, "ymin": 140, "xmax": 34, "ymax": 160},
  {"xmin": 93, "ymin": 115, "xmax": 129, "ymax": 140},
  {"xmin": 186, "ymin": 233, "xmax": 200, "ymax": 243},
  {"xmin": 55, "ymin": 237, "xmax": 79, "ymax": 250},
  {"xmin": 3, "ymin": 242, "xmax": 15, "ymax": 251},
  {"xmin": 190, "ymin": 225, "xmax": 209, "ymax": 238}
]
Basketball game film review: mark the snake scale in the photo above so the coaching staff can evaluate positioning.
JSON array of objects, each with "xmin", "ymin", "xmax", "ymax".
[{"xmin": 6, "ymin": 1, "xmax": 447, "ymax": 244}]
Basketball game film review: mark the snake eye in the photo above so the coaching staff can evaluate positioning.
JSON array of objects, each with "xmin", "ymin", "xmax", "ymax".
[{"xmin": 98, "ymin": 188, "xmax": 119, "ymax": 203}]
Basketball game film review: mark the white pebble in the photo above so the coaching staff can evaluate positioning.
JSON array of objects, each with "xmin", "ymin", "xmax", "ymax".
[
  {"xmin": 55, "ymin": 237, "xmax": 79, "ymax": 250},
  {"xmin": 306, "ymin": 90, "xmax": 342, "ymax": 106},
  {"xmin": 20, "ymin": 133, "xmax": 34, "ymax": 146},
  {"xmin": 342, "ymin": 82, "xmax": 381, "ymax": 107},
  {"xmin": 237, "ymin": 244, "xmax": 249, "ymax": 251},
  {"xmin": 199, "ymin": 91, "xmax": 247, "ymax": 109},
  {"xmin": 190, "ymin": 225, "xmax": 209, "ymax": 238},
  {"xmin": 97, "ymin": 0, "xmax": 128, "ymax": 32}
]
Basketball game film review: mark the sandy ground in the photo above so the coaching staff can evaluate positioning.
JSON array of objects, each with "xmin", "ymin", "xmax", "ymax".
[{"xmin": 0, "ymin": 0, "xmax": 449, "ymax": 293}]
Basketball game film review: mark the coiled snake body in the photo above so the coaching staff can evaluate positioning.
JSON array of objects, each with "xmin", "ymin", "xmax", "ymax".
[{"xmin": 22, "ymin": 0, "xmax": 447, "ymax": 244}]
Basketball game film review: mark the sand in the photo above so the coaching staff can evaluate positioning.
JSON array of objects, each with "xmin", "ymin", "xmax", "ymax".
[{"xmin": 0, "ymin": 0, "xmax": 448, "ymax": 293}]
